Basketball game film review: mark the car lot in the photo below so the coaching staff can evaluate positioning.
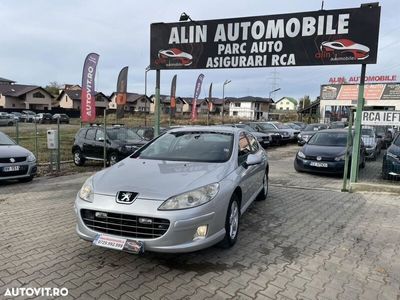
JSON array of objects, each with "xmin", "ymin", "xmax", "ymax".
[{"xmin": 1, "ymin": 144, "xmax": 399, "ymax": 299}]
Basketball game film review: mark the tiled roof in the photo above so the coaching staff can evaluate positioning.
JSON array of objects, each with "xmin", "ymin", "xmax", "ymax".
[{"xmin": 0, "ymin": 84, "xmax": 46, "ymax": 97}]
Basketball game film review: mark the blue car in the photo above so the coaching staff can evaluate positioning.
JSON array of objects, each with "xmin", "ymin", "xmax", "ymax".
[{"xmin": 382, "ymin": 133, "xmax": 400, "ymax": 180}]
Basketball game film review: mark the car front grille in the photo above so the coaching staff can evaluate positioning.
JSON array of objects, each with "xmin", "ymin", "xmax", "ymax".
[
  {"xmin": 305, "ymin": 155, "xmax": 335, "ymax": 162},
  {"xmin": 0, "ymin": 157, "xmax": 26, "ymax": 163},
  {"xmin": 81, "ymin": 209, "xmax": 170, "ymax": 239},
  {"xmin": 0, "ymin": 165, "xmax": 29, "ymax": 177}
]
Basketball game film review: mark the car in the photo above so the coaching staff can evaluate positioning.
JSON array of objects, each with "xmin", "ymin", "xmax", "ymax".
[
  {"xmin": 75, "ymin": 126, "xmax": 269, "ymax": 253},
  {"xmin": 255, "ymin": 122, "xmax": 299, "ymax": 144},
  {"xmin": 297, "ymin": 123, "xmax": 328, "ymax": 145},
  {"xmin": 292, "ymin": 122, "xmax": 307, "ymax": 130},
  {"xmin": 158, "ymin": 48, "xmax": 193, "ymax": 66},
  {"xmin": 329, "ymin": 121, "xmax": 347, "ymax": 129},
  {"xmin": 222, "ymin": 124, "xmax": 271, "ymax": 148},
  {"xmin": 52, "ymin": 113, "xmax": 70, "ymax": 124},
  {"xmin": 382, "ymin": 133, "xmax": 400, "ymax": 180},
  {"xmin": 246, "ymin": 122, "xmax": 283, "ymax": 145},
  {"xmin": 285, "ymin": 123, "xmax": 302, "ymax": 130},
  {"xmin": 36, "ymin": 113, "xmax": 53, "ymax": 124},
  {"xmin": 294, "ymin": 129, "xmax": 365, "ymax": 176},
  {"xmin": 0, "ymin": 114, "xmax": 15, "ymax": 126},
  {"xmin": 131, "ymin": 126, "xmax": 167, "ymax": 141},
  {"xmin": 320, "ymin": 39, "xmax": 370, "ymax": 60},
  {"xmin": 375, "ymin": 126, "xmax": 394, "ymax": 149},
  {"xmin": 20, "ymin": 110, "xmax": 36, "ymax": 122},
  {"xmin": 0, "ymin": 132, "xmax": 37, "ymax": 182},
  {"xmin": 72, "ymin": 126, "xmax": 148, "ymax": 166},
  {"xmin": 9, "ymin": 112, "xmax": 22, "ymax": 122},
  {"xmin": 360, "ymin": 126, "xmax": 381, "ymax": 160}
]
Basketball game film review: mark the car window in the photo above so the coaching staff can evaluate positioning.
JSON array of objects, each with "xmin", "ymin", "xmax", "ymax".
[
  {"xmin": 246, "ymin": 133, "xmax": 259, "ymax": 153},
  {"xmin": 85, "ymin": 128, "xmax": 96, "ymax": 140},
  {"xmin": 238, "ymin": 132, "xmax": 251, "ymax": 165},
  {"xmin": 136, "ymin": 131, "xmax": 233, "ymax": 163},
  {"xmin": 394, "ymin": 135, "xmax": 400, "ymax": 147},
  {"xmin": 308, "ymin": 132, "xmax": 348, "ymax": 146},
  {"xmin": 0, "ymin": 132, "xmax": 15, "ymax": 145},
  {"xmin": 259, "ymin": 123, "xmax": 275, "ymax": 130},
  {"xmin": 95, "ymin": 129, "xmax": 105, "ymax": 141},
  {"xmin": 76, "ymin": 129, "xmax": 86, "ymax": 139}
]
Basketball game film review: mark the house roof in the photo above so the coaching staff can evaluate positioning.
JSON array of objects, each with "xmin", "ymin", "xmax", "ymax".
[
  {"xmin": 110, "ymin": 92, "xmax": 152, "ymax": 104},
  {"xmin": 56, "ymin": 89, "xmax": 110, "ymax": 102},
  {"xmin": 0, "ymin": 84, "xmax": 53, "ymax": 98},
  {"xmin": 276, "ymin": 97, "xmax": 298, "ymax": 105},
  {"xmin": 0, "ymin": 77, "xmax": 15, "ymax": 84},
  {"xmin": 226, "ymin": 96, "xmax": 274, "ymax": 103}
]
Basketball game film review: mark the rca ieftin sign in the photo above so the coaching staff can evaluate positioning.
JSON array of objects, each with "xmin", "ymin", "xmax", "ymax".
[
  {"xmin": 361, "ymin": 111, "xmax": 400, "ymax": 126},
  {"xmin": 150, "ymin": 5, "xmax": 380, "ymax": 70}
]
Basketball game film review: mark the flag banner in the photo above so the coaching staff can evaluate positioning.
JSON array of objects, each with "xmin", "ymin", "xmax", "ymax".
[
  {"xmin": 191, "ymin": 74, "xmax": 205, "ymax": 121},
  {"xmin": 81, "ymin": 53, "xmax": 99, "ymax": 123},
  {"xmin": 170, "ymin": 75, "xmax": 177, "ymax": 116},
  {"xmin": 208, "ymin": 83, "xmax": 213, "ymax": 111},
  {"xmin": 116, "ymin": 66, "xmax": 128, "ymax": 119}
]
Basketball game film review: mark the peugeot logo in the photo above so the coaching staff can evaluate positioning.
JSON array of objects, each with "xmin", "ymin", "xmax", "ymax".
[
  {"xmin": 316, "ymin": 156, "xmax": 322, "ymax": 161},
  {"xmin": 10, "ymin": 158, "xmax": 15, "ymax": 163},
  {"xmin": 116, "ymin": 191, "xmax": 138, "ymax": 204}
]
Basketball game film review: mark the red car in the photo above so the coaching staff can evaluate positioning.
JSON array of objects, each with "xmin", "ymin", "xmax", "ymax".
[
  {"xmin": 320, "ymin": 39, "xmax": 370, "ymax": 60},
  {"xmin": 158, "ymin": 48, "xmax": 193, "ymax": 66}
]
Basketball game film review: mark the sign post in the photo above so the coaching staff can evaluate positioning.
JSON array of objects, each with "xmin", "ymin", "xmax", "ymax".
[{"xmin": 154, "ymin": 70, "xmax": 161, "ymax": 137}]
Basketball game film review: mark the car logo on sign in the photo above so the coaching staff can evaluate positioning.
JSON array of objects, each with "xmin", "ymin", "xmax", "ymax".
[
  {"xmin": 116, "ymin": 191, "xmax": 138, "ymax": 204},
  {"xmin": 10, "ymin": 158, "xmax": 15, "ymax": 163},
  {"xmin": 316, "ymin": 156, "xmax": 322, "ymax": 161}
]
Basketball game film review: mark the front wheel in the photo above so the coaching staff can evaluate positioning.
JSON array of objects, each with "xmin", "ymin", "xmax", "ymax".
[
  {"xmin": 108, "ymin": 153, "xmax": 118, "ymax": 166},
  {"xmin": 73, "ymin": 150, "xmax": 85, "ymax": 166},
  {"xmin": 219, "ymin": 194, "xmax": 240, "ymax": 248}
]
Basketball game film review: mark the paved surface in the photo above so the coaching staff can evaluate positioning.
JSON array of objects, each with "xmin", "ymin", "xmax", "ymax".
[{"xmin": 1, "ymin": 148, "xmax": 400, "ymax": 299}]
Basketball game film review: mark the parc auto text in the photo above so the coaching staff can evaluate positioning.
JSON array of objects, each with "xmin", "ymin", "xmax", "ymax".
[{"xmin": 168, "ymin": 14, "xmax": 350, "ymax": 68}]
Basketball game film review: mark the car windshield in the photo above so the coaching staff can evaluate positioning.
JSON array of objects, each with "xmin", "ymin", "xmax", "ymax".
[
  {"xmin": 135, "ymin": 131, "xmax": 234, "ymax": 163},
  {"xmin": 0, "ymin": 133, "xmax": 15, "ymax": 145},
  {"xmin": 107, "ymin": 128, "xmax": 141, "ymax": 141},
  {"xmin": 330, "ymin": 122, "xmax": 345, "ymax": 128},
  {"xmin": 304, "ymin": 125, "xmax": 321, "ymax": 131},
  {"xmin": 287, "ymin": 123, "xmax": 300, "ymax": 129},
  {"xmin": 308, "ymin": 132, "xmax": 348, "ymax": 146},
  {"xmin": 361, "ymin": 128, "xmax": 374, "ymax": 137},
  {"xmin": 236, "ymin": 124, "xmax": 254, "ymax": 131},
  {"xmin": 275, "ymin": 123, "xmax": 290, "ymax": 129}
]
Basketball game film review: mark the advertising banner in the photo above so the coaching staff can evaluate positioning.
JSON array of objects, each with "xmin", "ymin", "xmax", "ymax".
[
  {"xmin": 116, "ymin": 66, "xmax": 128, "ymax": 118},
  {"xmin": 81, "ymin": 53, "xmax": 99, "ymax": 123},
  {"xmin": 361, "ymin": 110, "xmax": 400, "ymax": 126},
  {"xmin": 170, "ymin": 75, "xmax": 177, "ymax": 116},
  {"xmin": 321, "ymin": 83, "xmax": 400, "ymax": 100},
  {"xmin": 191, "ymin": 74, "xmax": 205, "ymax": 120},
  {"xmin": 150, "ymin": 6, "xmax": 380, "ymax": 70}
]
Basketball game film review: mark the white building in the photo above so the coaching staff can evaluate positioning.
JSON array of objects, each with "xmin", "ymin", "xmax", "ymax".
[
  {"xmin": 228, "ymin": 96, "xmax": 273, "ymax": 120},
  {"xmin": 275, "ymin": 97, "xmax": 298, "ymax": 111}
]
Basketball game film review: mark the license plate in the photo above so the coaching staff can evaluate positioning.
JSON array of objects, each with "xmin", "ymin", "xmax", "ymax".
[
  {"xmin": 3, "ymin": 166, "xmax": 20, "ymax": 172},
  {"xmin": 93, "ymin": 234, "xmax": 144, "ymax": 254},
  {"xmin": 310, "ymin": 162, "xmax": 328, "ymax": 168}
]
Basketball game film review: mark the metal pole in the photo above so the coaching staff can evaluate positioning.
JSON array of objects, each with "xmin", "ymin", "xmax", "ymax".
[
  {"xmin": 57, "ymin": 118, "xmax": 60, "ymax": 172},
  {"xmin": 34, "ymin": 121, "xmax": 38, "ymax": 161},
  {"xmin": 350, "ymin": 64, "xmax": 366, "ymax": 183},
  {"xmin": 103, "ymin": 109, "xmax": 107, "ymax": 168},
  {"xmin": 16, "ymin": 121, "xmax": 19, "ymax": 144},
  {"xmin": 222, "ymin": 85, "xmax": 225, "ymax": 124},
  {"xmin": 154, "ymin": 69, "xmax": 161, "ymax": 137},
  {"xmin": 341, "ymin": 108, "xmax": 354, "ymax": 192},
  {"xmin": 144, "ymin": 68, "xmax": 148, "ymax": 126}
]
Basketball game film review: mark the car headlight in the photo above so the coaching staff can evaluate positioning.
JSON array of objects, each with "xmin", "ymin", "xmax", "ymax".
[
  {"xmin": 297, "ymin": 151, "xmax": 306, "ymax": 159},
  {"xmin": 298, "ymin": 133, "xmax": 302, "ymax": 138},
  {"xmin": 282, "ymin": 132, "xmax": 289, "ymax": 137},
  {"xmin": 158, "ymin": 183, "xmax": 219, "ymax": 210},
  {"xmin": 27, "ymin": 153, "xmax": 36, "ymax": 162},
  {"xmin": 79, "ymin": 176, "xmax": 94, "ymax": 202},
  {"xmin": 334, "ymin": 154, "xmax": 346, "ymax": 161}
]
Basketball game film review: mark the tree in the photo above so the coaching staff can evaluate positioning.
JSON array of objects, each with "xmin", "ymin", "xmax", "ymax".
[
  {"xmin": 45, "ymin": 81, "xmax": 62, "ymax": 96},
  {"xmin": 298, "ymin": 95, "xmax": 311, "ymax": 110}
]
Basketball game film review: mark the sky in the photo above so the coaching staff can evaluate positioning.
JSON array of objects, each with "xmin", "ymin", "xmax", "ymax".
[{"xmin": 0, "ymin": 0, "xmax": 399, "ymax": 102}]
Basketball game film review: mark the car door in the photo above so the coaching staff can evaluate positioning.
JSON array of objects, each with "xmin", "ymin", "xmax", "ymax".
[
  {"xmin": 93, "ymin": 129, "xmax": 106, "ymax": 159},
  {"xmin": 83, "ymin": 128, "xmax": 97, "ymax": 158},
  {"xmin": 246, "ymin": 133, "xmax": 266, "ymax": 194}
]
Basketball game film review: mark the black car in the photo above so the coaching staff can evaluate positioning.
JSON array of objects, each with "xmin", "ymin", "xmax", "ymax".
[
  {"xmin": 382, "ymin": 133, "xmax": 400, "ymax": 180},
  {"xmin": 222, "ymin": 124, "xmax": 270, "ymax": 148},
  {"xmin": 294, "ymin": 129, "xmax": 365, "ymax": 175},
  {"xmin": 52, "ymin": 113, "xmax": 70, "ymax": 124},
  {"xmin": 246, "ymin": 122, "xmax": 283, "ymax": 145},
  {"xmin": 72, "ymin": 126, "xmax": 148, "ymax": 166},
  {"xmin": 131, "ymin": 126, "xmax": 168, "ymax": 140},
  {"xmin": 297, "ymin": 123, "xmax": 329, "ymax": 145},
  {"xmin": 36, "ymin": 113, "xmax": 53, "ymax": 124}
]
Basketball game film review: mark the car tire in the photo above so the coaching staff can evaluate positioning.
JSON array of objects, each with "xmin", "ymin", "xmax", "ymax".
[
  {"xmin": 256, "ymin": 171, "xmax": 268, "ymax": 201},
  {"xmin": 73, "ymin": 150, "xmax": 85, "ymax": 166},
  {"xmin": 361, "ymin": 156, "xmax": 366, "ymax": 169},
  {"xmin": 7, "ymin": 122, "xmax": 13, "ymax": 126},
  {"xmin": 294, "ymin": 160, "xmax": 302, "ymax": 173},
  {"xmin": 219, "ymin": 193, "xmax": 240, "ymax": 248},
  {"xmin": 108, "ymin": 152, "xmax": 118, "ymax": 166},
  {"xmin": 19, "ymin": 175, "xmax": 33, "ymax": 183}
]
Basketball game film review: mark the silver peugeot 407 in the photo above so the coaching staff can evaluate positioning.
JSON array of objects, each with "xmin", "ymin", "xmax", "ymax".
[{"xmin": 75, "ymin": 126, "xmax": 269, "ymax": 253}]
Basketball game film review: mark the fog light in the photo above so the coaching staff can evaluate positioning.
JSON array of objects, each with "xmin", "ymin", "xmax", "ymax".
[{"xmin": 194, "ymin": 225, "xmax": 208, "ymax": 240}]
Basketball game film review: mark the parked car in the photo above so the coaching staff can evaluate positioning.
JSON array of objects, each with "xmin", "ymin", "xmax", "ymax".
[
  {"xmin": 292, "ymin": 122, "xmax": 307, "ymax": 130},
  {"xmin": 285, "ymin": 123, "xmax": 302, "ymax": 131},
  {"xmin": 375, "ymin": 126, "xmax": 394, "ymax": 149},
  {"xmin": 72, "ymin": 126, "xmax": 148, "ymax": 166},
  {"xmin": 382, "ymin": 133, "xmax": 400, "ymax": 180},
  {"xmin": 246, "ymin": 122, "xmax": 283, "ymax": 145},
  {"xmin": 36, "ymin": 113, "xmax": 53, "ymax": 124},
  {"xmin": 223, "ymin": 124, "xmax": 271, "ymax": 148},
  {"xmin": 297, "ymin": 123, "xmax": 328, "ymax": 146},
  {"xmin": 329, "ymin": 121, "xmax": 347, "ymax": 129},
  {"xmin": 268, "ymin": 122, "xmax": 300, "ymax": 142},
  {"xmin": 0, "ymin": 114, "xmax": 15, "ymax": 126},
  {"xmin": 131, "ymin": 126, "xmax": 168, "ymax": 140},
  {"xmin": 20, "ymin": 110, "xmax": 36, "ymax": 122},
  {"xmin": 75, "ymin": 126, "xmax": 269, "ymax": 253},
  {"xmin": 52, "ymin": 113, "xmax": 70, "ymax": 124},
  {"xmin": 0, "ymin": 132, "xmax": 37, "ymax": 182},
  {"xmin": 360, "ymin": 126, "xmax": 381, "ymax": 160},
  {"xmin": 9, "ymin": 112, "xmax": 22, "ymax": 121},
  {"xmin": 294, "ymin": 129, "xmax": 365, "ymax": 175}
]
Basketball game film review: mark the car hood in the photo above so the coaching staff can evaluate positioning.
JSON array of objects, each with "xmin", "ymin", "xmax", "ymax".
[
  {"xmin": 0, "ymin": 145, "xmax": 31, "ymax": 158},
  {"xmin": 93, "ymin": 158, "xmax": 232, "ymax": 200},
  {"xmin": 300, "ymin": 130, "xmax": 318, "ymax": 136},
  {"xmin": 302, "ymin": 144, "xmax": 347, "ymax": 157},
  {"xmin": 387, "ymin": 144, "xmax": 400, "ymax": 156}
]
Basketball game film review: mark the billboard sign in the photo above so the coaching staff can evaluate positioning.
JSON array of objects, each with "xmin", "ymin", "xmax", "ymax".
[
  {"xmin": 321, "ymin": 83, "xmax": 400, "ymax": 101},
  {"xmin": 150, "ymin": 6, "xmax": 380, "ymax": 70},
  {"xmin": 361, "ymin": 110, "xmax": 400, "ymax": 126}
]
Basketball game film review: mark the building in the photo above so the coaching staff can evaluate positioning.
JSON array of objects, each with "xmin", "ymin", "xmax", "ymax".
[
  {"xmin": 0, "ymin": 77, "xmax": 54, "ymax": 110},
  {"xmin": 109, "ymin": 93, "xmax": 152, "ymax": 112},
  {"xmin": 227, "ymin": 96, "xmax": 274, "ymax": 120},
  {"xmin": 319, "ymin": 82, "xmax": 400, "ymax": 123},
  {"xmin": 149, "ymin": 95, "xmax": 188, "ymax": 114},
  {"xmin": 275, "ymin": 97, "xmax": 298, "ymax": 111},
  {"xmin": 56, "ymin": 89, "xmax": 110, "ymax": 115}
]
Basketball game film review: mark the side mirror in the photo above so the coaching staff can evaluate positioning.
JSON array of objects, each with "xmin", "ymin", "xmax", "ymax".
[{"xmin": 244, "ymin": 154, "xmax": 263, "ymax": 168}]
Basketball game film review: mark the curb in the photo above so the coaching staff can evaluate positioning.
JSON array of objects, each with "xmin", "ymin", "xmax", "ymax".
[{"xmin": 350, "ymin": 182, "xmax": 400, "ymax": 195}]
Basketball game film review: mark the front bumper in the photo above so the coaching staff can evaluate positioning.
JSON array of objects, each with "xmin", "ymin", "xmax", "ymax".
[
  {"xmin": 0, "ymin": 162, "xmax": 37, "ymax": 181},
  {"xmin": 365, "ymin": 147, "xmax": 377, "ymax": 158},
  {"xmin": 382, "ymin": 156, "xmax": 400, "ymax": 177},
  {"xmin": 294, "ymin": 157, "xmax": 345, "ymax": 174},
  {"xmin": 75, "ymin": 193, "xmax": 226, "ymax": 253}
]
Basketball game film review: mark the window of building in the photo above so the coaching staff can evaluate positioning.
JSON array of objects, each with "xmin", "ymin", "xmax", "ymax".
[
  {"xmin": 33, "ymin": 92, "xmax": 45, "ymax": 98},
  {"xmin": 235, "ymin": 103, "xmax": 241, "ymax": 107},
  {"xmin": 233, "ymin": 111, "xmax": 238, "ymax": 116}
]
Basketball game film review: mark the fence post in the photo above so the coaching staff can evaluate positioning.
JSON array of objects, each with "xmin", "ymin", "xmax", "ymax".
[
  {"xmin": 341, "ymin": 109, "xmax": 354, "ymax": 192},
  {"xmin": 16, "ymin": 121, "xmax": 19, "ymax": 144},
  {"xmin": 34, "ymin": 121, "xmax": 38, "ymax": 162},
  {"xmin": 103, "ymin": 110, "xmax": 107, "ymax": 169},
  {"xmin": 57, "ymin": 118, "xmax": 60, "ymax": 172}
]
